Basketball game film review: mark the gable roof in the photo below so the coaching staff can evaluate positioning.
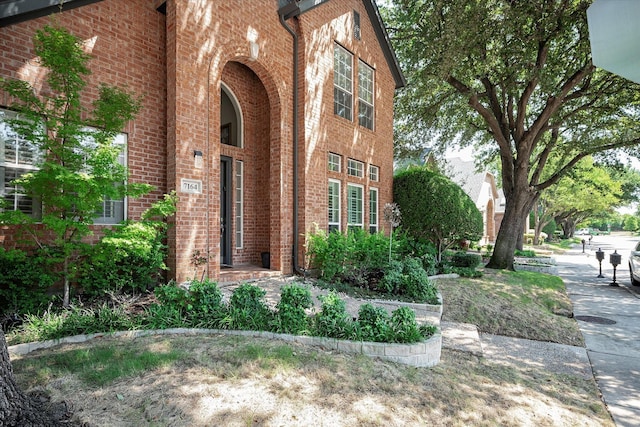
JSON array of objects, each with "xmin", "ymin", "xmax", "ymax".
[
  {"xmin": 281, "ymin": 0, "xmax": 405, "ymax": 88},
  {"xmin": 446, "ymin": 158, "xmax": 499, "ymax": 207},
  {"xmin": 1, "ymin": 0, "xmax": 406, "ymax": 88}
]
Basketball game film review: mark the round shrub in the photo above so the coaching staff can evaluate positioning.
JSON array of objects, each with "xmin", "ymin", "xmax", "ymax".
[
  {"xmin": 394, "ymin": 167, "xmax": 483, "ymax": 261},
  {"xmin": 451, "ymin": 251, "xmax": 482, "ymax": 268}
]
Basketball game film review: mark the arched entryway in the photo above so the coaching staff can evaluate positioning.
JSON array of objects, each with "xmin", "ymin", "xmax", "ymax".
[{"xmin": 218, "ymin": 62, "xmax": 273, "ymax": 270}]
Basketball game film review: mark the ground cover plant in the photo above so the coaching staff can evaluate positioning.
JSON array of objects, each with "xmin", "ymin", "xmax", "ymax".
[
  {"xmin": 6, "ymin": 281, "xmax": 436, "ymax": 346},
  {"xmin": 437, "ymin": 269, "xmax": 582, "ymax": 346},
  {"xmin": 11, "ymin": 334, "xmax": 613, "ymax": 426}
]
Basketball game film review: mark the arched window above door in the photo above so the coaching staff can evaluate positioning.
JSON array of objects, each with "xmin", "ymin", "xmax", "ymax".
[{"xmin": 220, "ymin": 83, "xmax": 243, "ymax": 148}]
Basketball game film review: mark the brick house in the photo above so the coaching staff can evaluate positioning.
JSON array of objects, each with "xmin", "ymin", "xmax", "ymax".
[
  {"xmin": 445, "ymin": 158, "xmax": 501, "ymax": 245},
  {"xmin": 0, "ymin": 0, "xmax": 405, "ymax": 283}
]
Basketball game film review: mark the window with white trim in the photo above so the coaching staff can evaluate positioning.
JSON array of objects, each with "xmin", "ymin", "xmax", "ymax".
[
  {"xmin": 81, "ymin": 130, "xmax": 127, "ymax": 225},
  {"xmin": 347, "ymin": 183, "xmax": 363, "ymax": 230},
  {"xmin": 369, "ymin": 187, "xmax": 378, "ymax": 234},
  {"xmin": 334, "ymin": 44, "xmax": 353, "ymax": 121},
  {"xmin": 369, "ymin": 164, "xmax": 379, "ymax": 182},
  {"xmin": 328, "ymin": 152, "xmax": 341, "ymax": 172},
  {"xmin": 358, "ymin": 60, "xmax": 374, "ymax": 129},
  {"xmin": 235, "ymin": 159, "xmax": 244, "ymax": 249},
  {"xmin": 0, "ymin": 108, "xmax": 41, "ymax": 218},
  {"xmin": 328, "ymin": 179, "xmax": 341, "ymax": 232},
  {"xmin": 347, "ymin": 159, "xmax": 364, "ymax": 177},
  {"xmin": 1, "ymin": 108, "xmax": 128, "ymax": 224}
]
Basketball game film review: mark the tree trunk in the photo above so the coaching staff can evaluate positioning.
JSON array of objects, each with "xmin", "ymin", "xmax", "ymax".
[
  {"xmin": 0, "ymin": 330, "xmax": 71, "ymax": 426},
  {"xmin": 487, "ymin": 189, "xmax": 535, "ymax": 270}
]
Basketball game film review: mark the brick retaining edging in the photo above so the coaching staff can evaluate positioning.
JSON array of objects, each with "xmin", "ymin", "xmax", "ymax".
[{"xmin": 9, "ymin": 327, "xmax": 442, "ymax": 368}]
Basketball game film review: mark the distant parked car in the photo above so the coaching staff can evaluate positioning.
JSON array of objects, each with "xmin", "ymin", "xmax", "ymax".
[
  {"xmin": 576, "ymin": 227, "xmax": 600, "ymax": 236},
  {"xmin": 628, "ymin": 242, "xmax": 640, "ymax": 286}
]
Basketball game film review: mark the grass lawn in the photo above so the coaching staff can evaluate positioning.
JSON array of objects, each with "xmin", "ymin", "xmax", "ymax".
[
  {"xmin": 13, "ymin": 333, "xmax": 610, "ymax": 426},
  {"xmin": 436, "ymin": 268, "xmax": 584, "ymax": 346}
]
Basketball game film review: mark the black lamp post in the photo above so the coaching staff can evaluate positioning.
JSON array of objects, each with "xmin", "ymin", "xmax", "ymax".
[
  {"xmin": 609, "ymin": 250, "xmax": 622, "ymax": 287},
  {"xmin": 596, "ymin": 248, "xmax": 605, "ymax": 278}
]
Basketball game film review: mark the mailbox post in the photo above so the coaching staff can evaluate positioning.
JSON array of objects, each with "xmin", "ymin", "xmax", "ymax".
[
  {"xmin": 609, "ymin": 250, "xmax": 622, "ymax": 286},
  {"xmin": 596, "ymin": 248, "xmax": 605, "ymax": 278}
]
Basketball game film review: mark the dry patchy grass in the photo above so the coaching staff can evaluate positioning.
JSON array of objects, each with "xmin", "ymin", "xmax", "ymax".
[
  {"xmin": 13, "ymin": 333, "xmax": 611, "ymax": 427},
  {"xmin": 436, "ymin": 269, "xmax": 584, "ymax": 346}
]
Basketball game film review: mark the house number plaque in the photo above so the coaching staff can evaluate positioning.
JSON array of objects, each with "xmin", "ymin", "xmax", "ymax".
[{"xmin": 181, "ymin": 178, "xmax": 202, "ymax": 194}]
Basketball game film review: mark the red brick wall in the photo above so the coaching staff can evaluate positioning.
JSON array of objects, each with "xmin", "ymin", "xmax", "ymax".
[
  {"xmin": 2, "ymin": 0, "xmax": 398, "ymax": 283},
  {"xmin": 297, "ymin": 0, "xmax": 396, "ymax": 245},
  {"xmin": 0, "ymin": 0, "xmax": 167, "ymax": 243}
]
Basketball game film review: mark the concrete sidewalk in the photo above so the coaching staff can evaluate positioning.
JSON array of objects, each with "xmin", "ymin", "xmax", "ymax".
[{"xmin": 554, "ymin": 247, "xmax": 640, "ymax": 427}]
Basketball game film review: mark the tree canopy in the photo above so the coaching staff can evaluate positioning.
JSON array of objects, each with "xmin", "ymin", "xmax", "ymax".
[
  {"xmin": 534, "ymin": 157, "xmax": 622, "ymax": 239},
  {"xmin": 383, "ymin": 0, "xmax": 640, "ymax": 269}
]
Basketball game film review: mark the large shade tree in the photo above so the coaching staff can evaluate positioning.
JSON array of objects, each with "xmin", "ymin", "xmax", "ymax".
[
  {"xmin": 384, "ymin": 0, "xmax": 640, "ymax": 269},
  {"xmin": 534, "ymin": 157, "xmax": 622, "ymax": 241}
]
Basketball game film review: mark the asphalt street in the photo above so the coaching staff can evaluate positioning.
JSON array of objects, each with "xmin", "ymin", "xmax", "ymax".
[{"xmin": 555, "ymin": 232, "xmax": 640, "ymax": 427}]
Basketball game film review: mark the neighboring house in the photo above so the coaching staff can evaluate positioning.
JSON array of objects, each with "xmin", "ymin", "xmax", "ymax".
[
  {"xmin": 0, "ymin": 0, "xmax": 405, "ymax": 283},
  {"xmin": 445, "ymin": 158, "xmax": 501, "ymax": 245}
]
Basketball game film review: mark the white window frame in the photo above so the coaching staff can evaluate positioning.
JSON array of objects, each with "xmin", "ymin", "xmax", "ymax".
[
  {"xmin": 0, "ymin": 109, "xmax": 42, "ymax": 218},
  {"xmin": 328, "ymin": 152, "xmax": 341, "ymax": 173},
  {"xmin": 358, "ymin": 60, "xmax": 374, "ymax": 130},
  {"xmin": 328, "ymin": 179, "xmax": 341, "ymax": 232},
  {"xmin": 235, "ymin": 159, "xmax": 244, "ymax": 249},
  {"xmin": 369, "ymin": 187, "xmax": 378, "ymax": 234},
  {"xmin": 347, "ymin": 183, "xmax": 364, "ymax": 230},
  {"xmin": 369, "ymin": 164, "xmax": 379, "ymax": 182},
  {"xmin": 347, "ymin": 158, "xmax": 364, "ymax": 178},
  {"xmin": 85, "ymin": 130, "xmax": 127, "ymax": 225},
  {"xmin": 334, "ymin": 44, "xmax": 353, "ymax": 121}
]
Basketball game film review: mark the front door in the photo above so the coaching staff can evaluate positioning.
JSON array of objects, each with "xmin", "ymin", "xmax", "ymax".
[{"xmin": 220, "ymin": 156, "xmax": 232, "ymax": 266}]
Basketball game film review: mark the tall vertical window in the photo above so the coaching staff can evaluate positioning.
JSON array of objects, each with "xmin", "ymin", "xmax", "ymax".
[
  {"xmin": 369, "ymin": 187, "xmax": 378, "ymax": 234},
  {"xmin": 93, "ymin": 132, "xmax": 126, "ymax": 224},
  {"xmin": 328, "ymin": 179, "xmax": 341, "ymax": 232},
  {"xmin": 328, "ymin": 152, "xmax": 341, "ymax": 172},
  {"xmin": 347, "ymin": 183, "xmax": 363, "ymax": 230},
  {"xmin": 369, "ymin": 164, "xmax": 379, "ymax": 182},
  {"xmin": 358, "ymin": 60, "xmax": 374, "ymax": 129},
  {"xmin": 0, "ymin": 108, "xmax": 41, "ymax": 218},
  {"xmin": 235, "ymin": 159, "xmax": 244, "ymax": 249},
  {"xmin": 334, "ymin": 44, "xmax": 353, "ymax": 121}
]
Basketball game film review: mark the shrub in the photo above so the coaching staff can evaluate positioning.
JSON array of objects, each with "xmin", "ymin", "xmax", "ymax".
[
  {"xmin": 78, "ymin": 221, "xmax": 168, "ymax": 296},
  {"xmin": 225, "ymin": 284, "xmax": 273, "ymax": 331},
  {"xmin": 389, "ymin": 307, "xmax": 423, "ymax": 343},
  {"xmin": 154, "ymin": 282, "xmax": 191, "ymax": 312},
  {"xmin": 77, "ymin": 194, "xmax": 177, "ymax": 296},
  {"xmin": 515, "ymin": 249, "xmax": 536, "ymax": 258},
  {"xmin": 452, "ymin": 267, "xmax": 484, "ymax": 278},
  {"xmin": 189, "ymin": 279, "xmax": 226, "ymax": 326},
  {"xmin": 276, "ymin": 283, "xmax": 313, "ymax": 334},
  {"xmin": 312, "ymin": 291, "xmax": 355, "ymax": 339},
  {"xmin": 451, "ymin": 251, "xmax": 481, "ymax": 268},
  {"xmin": 357, "ymin": 303, "xmax": 391, "ymax": 342},
  {"xmin": 380, "ymin": 257, "xmax": 439, "ymax": 303},
  {"xmin": 0, "ymin": 247, "xmax": 56, "ymax": 315},
  {"xmin": 394, "ymin": 167, "xmax": 483, "ymax": 262}
]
